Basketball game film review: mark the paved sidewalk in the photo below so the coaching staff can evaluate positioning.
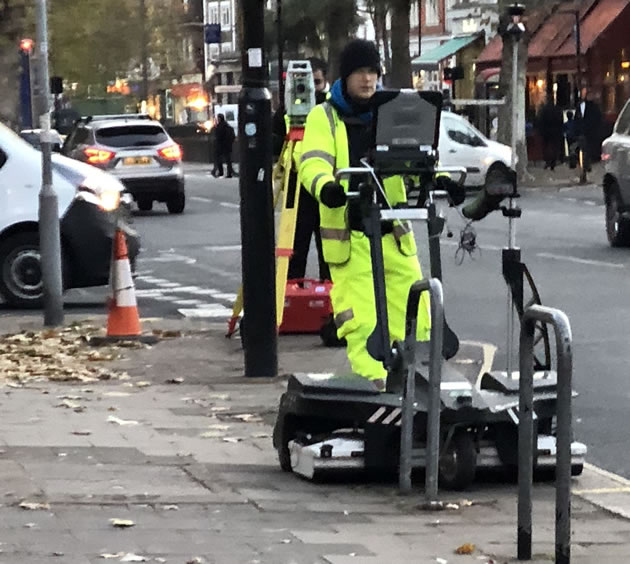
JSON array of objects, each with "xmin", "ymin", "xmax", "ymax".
[{"xmin": 0, "ymin": 315, "xmax": 628, "ymax": 563}]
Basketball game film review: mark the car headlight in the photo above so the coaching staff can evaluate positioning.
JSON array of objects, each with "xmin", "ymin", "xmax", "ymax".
[{"xmin": 76, "ymin": 174, "xmax": 124, "ymax": 211}]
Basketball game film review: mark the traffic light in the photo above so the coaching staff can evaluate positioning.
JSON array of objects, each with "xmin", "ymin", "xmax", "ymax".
[{"xmin": 19, "ymin": 38, "xmax": 34, "ymax": 53}]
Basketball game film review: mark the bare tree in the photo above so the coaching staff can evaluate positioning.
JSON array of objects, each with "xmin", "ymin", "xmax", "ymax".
[
  {"xmin": 388, "ymin": 0, "xmax": 412, "ymax": 87},
  {"xmin": 0, "ymin": 0, "xmax": 28, "ymax": 128}
]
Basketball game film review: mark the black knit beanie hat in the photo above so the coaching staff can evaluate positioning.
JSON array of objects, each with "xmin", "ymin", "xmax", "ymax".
[{"xmin": 339, "ymin": 39, "xmax": 382, "ymax": 82}]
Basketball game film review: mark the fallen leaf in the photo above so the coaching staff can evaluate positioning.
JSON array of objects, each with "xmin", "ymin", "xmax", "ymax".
[
  {"xmin": 99, "ymin": 553, "xmax": 124, "ymax": 559},
  {"xmin": 207, "ymin": 393, "xmax": 230, "ymax": 400},
  {"xmin": 222, "ymin": 437, "xmax": 243, "ymax": 443},
  {"xmin": 103, "ymin": 391, "xmax": 131, "ymax": 397},
  {"xmin": 71, "ymin": 430, "xmax": 92, "ymax": 436},
  {"xmin": 162, "ymin": 504, "xmax": 179, "ymax": 511},
  {"xmin": 19, "ymin": 501, "xmax": 50, "ymax": 510},
  {"xmin": 455, "ymin": 544, "xmax": 476, "ymax": 555},
  {"xmin": 436, "ymin": 559, "xmax": 448, "ymax": 564},
  {"xmin": 166, "ymin": 377, "xmax": 184, "ymax": 384},
  {"xmin": 207, "ymin": 424, "xmax": 231, "ymax": 431},
  {"xmin": 232, "ymin": 413, "xmax": 262, "ymax": 423},
  {"xmin": 251, "ymin": 433, "xmax": 270, "ymax": 439},
  {"xmin": 200, "ymin": 431, "xmax": 225, "ymax": 439},
  {"xmin": 107, "ymin": 416, "xmax": 140, "ymax": 426},
  {"xmin": 210, "ymin": 406, "xmax": 229, "ymax": 412},
  {"xmin": 56, "ymin": 399, "xmax": 82, "ymax": 410},
  {"xmin": 120, "ymin": 554, "xmax": 148, "ymax": 562},
  {"xmin": 109, "ymin": 518, "xmax": 135, "ymax": 528},
  {"xmin": 135, "ymin": 381, "xmax": 151, "ymax": 388}
]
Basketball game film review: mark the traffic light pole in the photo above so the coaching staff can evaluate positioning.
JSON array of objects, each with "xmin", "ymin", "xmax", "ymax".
[
  {"xmin": 238, "ymin": 0, "xmax": 277, "ymax": 378},
  {"xmin": 35, "ymin": 0, "xmax": 64, "ymax": 327}
]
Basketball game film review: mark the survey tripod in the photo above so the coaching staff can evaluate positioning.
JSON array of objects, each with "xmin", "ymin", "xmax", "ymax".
[{"xmin": 226, "ymin": 61, "xmax": 317, "ymax": 338}]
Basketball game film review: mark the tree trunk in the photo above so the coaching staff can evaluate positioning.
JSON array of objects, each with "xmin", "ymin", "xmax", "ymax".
[
  {"xmin": 389, "ymin": 0, "xmax": 411, "ymax": 88},
  {"xmin": 325, "ymin": 0, "xmax": 358, "ymax": 81},
  {"xmin": 497, "ymin": 10, "xmax": 530, "ymax": 180},
  {"xmin": 377, "ymin": 2, "xmax": 391, "ymax": 81},
  {"xmin": 0, "ymin": 1, "xmax": 27, "ymax": 129}
]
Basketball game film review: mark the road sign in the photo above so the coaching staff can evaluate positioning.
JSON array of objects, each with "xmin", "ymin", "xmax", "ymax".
[{"xmin": 204, "ymin": 23, "xmax": 221, "ymax": 44}]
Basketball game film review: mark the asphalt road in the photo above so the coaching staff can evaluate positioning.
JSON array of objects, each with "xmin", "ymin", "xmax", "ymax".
[{"xmin": 34, "ymin": 168, "xmax": 630, "ymax": 479}]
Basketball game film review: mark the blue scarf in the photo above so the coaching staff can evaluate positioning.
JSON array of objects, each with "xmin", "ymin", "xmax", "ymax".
[{"xmin": 329, "ymin": 79, "xmax": 379, "ymax": 124}]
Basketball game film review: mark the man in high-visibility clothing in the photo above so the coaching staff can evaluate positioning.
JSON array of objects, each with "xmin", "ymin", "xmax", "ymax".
[{"xmin": 299, "ymin": 39, "xmax": 443, "ymax": 389}]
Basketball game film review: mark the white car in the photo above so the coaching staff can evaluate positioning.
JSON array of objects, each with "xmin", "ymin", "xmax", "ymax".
[
  {"xmin": 0, "ymin": 122, "xmax": 139, "ymax": 307},
  {"xmin": 439, "ymin": 111, "xmax": 513, "ymax": 188}
]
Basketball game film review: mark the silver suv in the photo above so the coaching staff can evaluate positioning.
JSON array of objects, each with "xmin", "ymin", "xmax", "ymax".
[
  {"xmin": 62, "ymin": 114, "xmax": 186, "ymax": 214},
  {"xmin": 602, "ymin": 99, "xmax": 630, "ymax": 246}
]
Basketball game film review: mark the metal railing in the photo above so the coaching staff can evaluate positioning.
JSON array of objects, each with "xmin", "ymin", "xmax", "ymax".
[
  {"xmin": 399, "ymin": 278, "xmax": 444, "ymax": 501},
  {"xmin": 518, "ymin": 305, "xmax": 573, "ymax": 563}
]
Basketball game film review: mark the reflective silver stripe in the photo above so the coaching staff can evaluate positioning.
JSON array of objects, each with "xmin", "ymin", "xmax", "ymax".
[
  {"xmin": 393, "ymin": 221, "xmax": 412, "ymax": 241},
  {"xmin": 368, "ymin": 406, "xmax": 387, "ymax": 423},
  {"xmin": 301, "ymin": 150, "xmax": 335, "ymax": 167},
  {"xmin": 334, "ymin": 308, "xmax": 354, "ymax": 328},
  {"xmin": 320, "ymin": 227, "xmax": 350, "ymax": 241},
  {"xmin": 382, "ymin": 408, "xmax": 402, "ymax": 425},
  {"xmin": 322, "ymin": 103, "xmax": 336, "ymax": 138},
  {"xmin": 309, "ymin": 172, "xmax": 327, "ymax": 197}
]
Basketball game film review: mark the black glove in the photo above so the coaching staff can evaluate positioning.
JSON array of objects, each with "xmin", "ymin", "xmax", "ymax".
[
  {"xmin": 320, "ymin": 182, "xmax": 347, "ymax": 208},
  {"xmin": 435, "ymin": 175, "xmax": 466, "ymax": 206}
]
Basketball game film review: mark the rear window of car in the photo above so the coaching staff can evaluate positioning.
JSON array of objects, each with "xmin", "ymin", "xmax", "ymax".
[{"xmin": 95, "ymin": 125, "xmax": 168, "ymax": 147}]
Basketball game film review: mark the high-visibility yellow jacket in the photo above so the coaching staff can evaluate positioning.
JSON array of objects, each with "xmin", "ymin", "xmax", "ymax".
[{"xmin": 299, "ymin": 102, "xmax": 417, "ymax": 265}]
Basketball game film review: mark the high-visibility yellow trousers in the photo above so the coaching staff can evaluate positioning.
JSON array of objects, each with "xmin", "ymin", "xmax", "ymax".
[{"xmin": 329, "ymin": 231, "xmax": 431, "ymax": 381}]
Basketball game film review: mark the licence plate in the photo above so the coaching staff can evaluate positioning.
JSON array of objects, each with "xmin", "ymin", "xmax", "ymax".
[{"xmin": 123, "ymin": 156, "xmax": 152, "ymax": 165}]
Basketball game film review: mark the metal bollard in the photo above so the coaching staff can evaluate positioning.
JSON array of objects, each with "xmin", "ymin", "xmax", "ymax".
[
  {"xmin": 518, "ymin": 305, "xmax": 573, "ymax": 563},
  {"xmin": 399, "ymin": 278, "xmax": 444, "ymax": 500}
]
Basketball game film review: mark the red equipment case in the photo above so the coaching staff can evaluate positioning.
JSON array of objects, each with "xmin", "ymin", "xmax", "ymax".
[{"xmin": 279, "ymin": 278, "xmax": 333, "ymax": 334}]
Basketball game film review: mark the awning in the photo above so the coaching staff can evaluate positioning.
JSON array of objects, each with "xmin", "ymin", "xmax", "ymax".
[{"xmin": 412, "ymin": 34, "xmax": 481, "ymax": 71}]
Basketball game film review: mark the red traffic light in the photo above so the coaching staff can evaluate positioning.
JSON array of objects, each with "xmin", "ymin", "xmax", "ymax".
[{"xmin": 19, "ymin": 38, "xmax": 34, "ymax": 52}]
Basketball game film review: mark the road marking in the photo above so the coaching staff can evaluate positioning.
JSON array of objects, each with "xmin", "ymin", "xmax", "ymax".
[
  {"xmin": 178, "ymin": 304, "xmax": 233, "ymax": 318},
  {"xmin": 220, "ymin": 202, "xmax": 239, "ymax": 209},
  {"xmin": 143, "ymin": 254, "xmax": 197, "ymax": 265},
  {"xmin": 204, "ymin": 245, "xmax": 242, "ymax": 252},
  {"xmin": 173, "ymin": 299, "xmax": 206, "ymax": 306},
  {"xmin": 536, "ymin": 252, "xmax": 625, "ymax": 269},
  {"xmin": 573, "ymin": 487, "xmax": 630, "ymax": 494},
  {"xmin": 190, "ymin": 196, "xmax": 214, "ymax": 203}
]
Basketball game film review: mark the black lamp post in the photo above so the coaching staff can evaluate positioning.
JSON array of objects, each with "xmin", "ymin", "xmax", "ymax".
[{"xmin": 238, "ymin": 0, "xmax": 278, "ymax": 378}]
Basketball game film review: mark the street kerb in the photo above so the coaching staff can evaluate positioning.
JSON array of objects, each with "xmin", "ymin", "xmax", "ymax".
[{"xmin": 90, "ymin": 228, "xmax": 158, "ymax": 346}]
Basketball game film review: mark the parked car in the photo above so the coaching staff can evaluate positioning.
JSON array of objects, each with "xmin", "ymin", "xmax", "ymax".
[
  {"xmin": 0, "ymin": 122, "xmax": 140, "ymax": 307},
  {"xmin": 601, "ymin": 99, "xmax": 630, "ymax": 247},
  {"xmin": 19, "ymin": 128, "xmax": 64, "ymax": 152},
  {"xmin": 62, "ymin": 114, "xmax": 185, "ymax": 214},
  {"xmin": 438, "ymin": 111, "xmax": 513, "ymax": 189}
]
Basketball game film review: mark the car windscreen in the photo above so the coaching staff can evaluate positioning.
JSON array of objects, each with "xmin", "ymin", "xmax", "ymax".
[{"xmin": 95, "ymin": 125, "xmax": 168, "ymax": 148}]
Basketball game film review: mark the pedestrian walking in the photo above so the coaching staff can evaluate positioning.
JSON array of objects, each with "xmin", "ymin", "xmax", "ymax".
[
  {"xmin": 537, "ymin": 100, "xmax": 564, "ymax": 171},
  {"xmin": 575, "ymin": 87, "xmax": 603, "ymax": 172},
  {"xmin": 212, "ymin": 114, "xmax": 236, "ymax": 178},
  {"xmin": 272, "ymin": 58, "xmax": 331, "ymax": 282},
  {"xmin": 563, "ymin": 111, "xmax": 579, "ymax": 168}
]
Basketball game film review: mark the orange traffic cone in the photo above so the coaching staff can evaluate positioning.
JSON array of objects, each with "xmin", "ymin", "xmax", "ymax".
[
  {"xmin": 91, "ymin": 228, "xmax": 157, "ymax": 346},
  {"xmin": 107, "ymin": 229, "xmax": 142, "ymax": 338}
]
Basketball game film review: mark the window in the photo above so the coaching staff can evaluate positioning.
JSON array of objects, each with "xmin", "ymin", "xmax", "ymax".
[
  {"xmin": 95, "ymin": 125, "xmax": 168, "ymax": 148},
  {"xmin": 226, "ymin": 72, "xmax": 234, "ymax": 85},
  {"xmin": 444, "ymin": 117, "xmax": 485, "ymax": 147},
  {"xmin": 221, "ymin": 4, "xmax": 230, "ymax": 26},
  {"xmin": 426, "ymin": 0, "xmax": 439, "ymax": 26},
  {"xmin": 209, "ymin": 5, "xmax": 219, "ymax": 24},
  {"xmin": 615, "ymin": 100, "xmax": 630, "ymax": 135}
]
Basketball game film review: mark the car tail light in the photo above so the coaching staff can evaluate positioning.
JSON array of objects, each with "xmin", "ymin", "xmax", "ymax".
[
  {"xmin": 84, "ymin": 147, "xmax": 115, "ymax": 164},
  {"xmin": 158, "ymin": 144, "xmax": 182, "ymax": 161}
]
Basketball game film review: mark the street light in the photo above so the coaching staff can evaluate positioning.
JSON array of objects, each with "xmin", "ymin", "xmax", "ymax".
[{"xmin": 238, "ymin": 0, "xmax": 278, "ymax": 378}]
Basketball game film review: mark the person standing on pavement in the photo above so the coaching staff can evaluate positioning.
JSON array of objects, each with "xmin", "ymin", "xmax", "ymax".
[
  {"xmin": 212, "ymin": 114, "xmax": 236, "ymax": 178},
  {"xmin": 575, "ymin": 87, "xmax": 603, "ymax": 173},
  {"xmin": 272, "ymin": 58, "xmax": 331, "ymax": 282},
  {"xmin": 537, "ymin": 100, "xmax": 564, "ymax": 171},
  {"xmin": 299, "ymin": 40, "xmax": 437, "ymax": 389}
]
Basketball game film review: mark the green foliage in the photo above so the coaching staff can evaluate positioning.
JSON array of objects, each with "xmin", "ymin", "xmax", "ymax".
[{"xmin": 48, "ymin": 0, "xmax": 184, "ymax": 97}]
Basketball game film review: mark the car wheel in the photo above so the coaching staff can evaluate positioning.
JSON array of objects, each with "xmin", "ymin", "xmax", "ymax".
[
  {"xmin": 167, "ymin": 192, "xmax": 185, "ymax": 214},
  {"xmin": 438, "ymin": 430, "xmax": 477, "ymax": 490},
  {"xmin": 0, "ymin": 232, "xmax": 45, "ymax": 308},
  {"xmin": 605, "ymin": 184, "xmax": 630, "ymax": 247},
  {"xmin": 137, "ymin": 198, "xmax": 153, "ymax": 212}
]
